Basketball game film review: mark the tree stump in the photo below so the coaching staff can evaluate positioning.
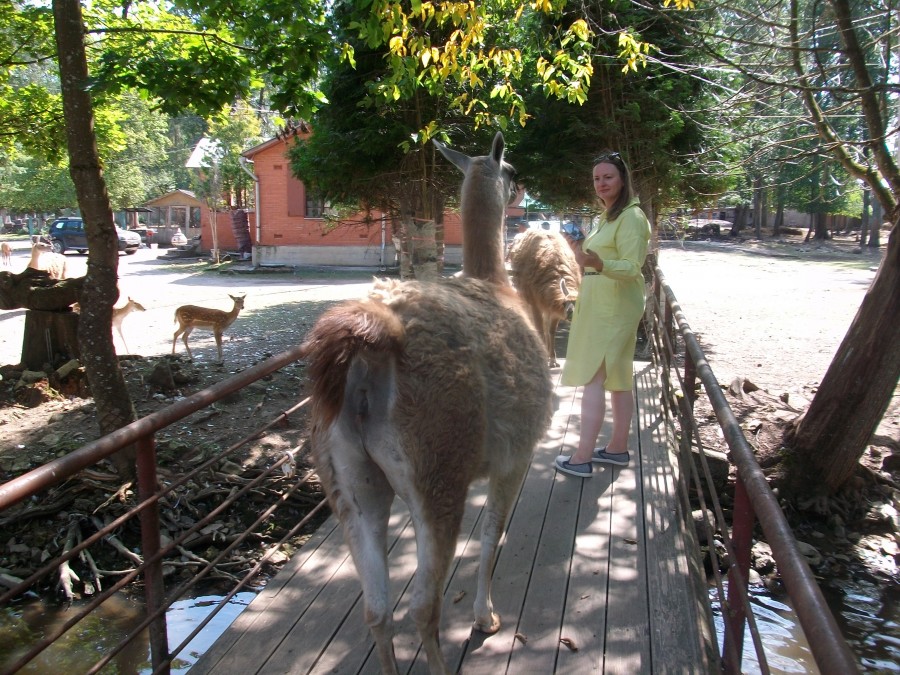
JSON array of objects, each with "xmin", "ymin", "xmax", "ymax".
[{"xmin": 22, "ymin": 309, "xmax": 80, "ymax": 370}]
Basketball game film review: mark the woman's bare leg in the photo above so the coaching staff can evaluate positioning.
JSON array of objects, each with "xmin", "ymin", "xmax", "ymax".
[
  {"xmin": 570, "ymin": 365, "xmax": 606, "ymax": 464},
  {"xmin": 606, "ymin": 389, "xmax": 634, "ymax": 454}
]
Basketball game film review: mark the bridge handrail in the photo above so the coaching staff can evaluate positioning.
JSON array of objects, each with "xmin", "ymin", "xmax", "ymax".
[{"xmin": 649, "ymin": 263, "xmax": 858, "ymax": 674}]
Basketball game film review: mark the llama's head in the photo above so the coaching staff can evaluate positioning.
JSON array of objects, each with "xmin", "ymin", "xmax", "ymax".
[
  {"xmin": 434, "ymin": 132, "xmax": 517, "ymax": 284},
  {"xmin": 433, "ymin": 132, "xmax": 517, "ymax": 207}
]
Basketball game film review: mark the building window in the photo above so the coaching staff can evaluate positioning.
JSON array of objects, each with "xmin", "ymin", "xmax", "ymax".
[{"xmin": 306, "ymin": 191, "xmax": 324, "ymax": 219}]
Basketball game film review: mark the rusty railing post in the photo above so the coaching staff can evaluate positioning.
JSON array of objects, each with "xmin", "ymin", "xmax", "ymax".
[
  {"xmin": 136, "ymin": 434, "xmax": 170, "ymax": 673},
  {"xmin": 723, "ymin": 471, "xmax": 755, "ymax": 673}
]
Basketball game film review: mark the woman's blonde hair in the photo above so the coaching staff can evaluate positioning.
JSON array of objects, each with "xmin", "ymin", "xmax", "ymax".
[{"xmin": 593, "ymin": 151, "xmax": 634, "ymax": 221}]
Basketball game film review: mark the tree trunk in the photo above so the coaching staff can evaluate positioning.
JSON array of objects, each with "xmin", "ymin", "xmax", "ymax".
[
  {"xmin": 731, "ymin": 204, "xmax": 747, "ymax": 236},
  {"xmin": 860, "ymin": 188, "xmax": 870, "ymax": 246},
  {"xmin": 54, "ymin": 0, "xmax": 136, "ymax": 479},
  {"xmin": 408, "ymin": 217, "xmax": 438, "ymax": 280},
  {"xmin": 0, "ymin": 268, "xmax": 83, "ymax": 311},
  {"xmin": 774, "ymin": 202, "xmax": 784, "ymax": 236},
  {"xmin": 752, "ymin": 176, "xmax": 762, "ymax": 239},
  {"xmin": 783, "ymin": 217, "xmax": 900, "ymax": 494},
  {"xmin": 870, "ymin": 199, "xmax": 883, "ymax": 248}
]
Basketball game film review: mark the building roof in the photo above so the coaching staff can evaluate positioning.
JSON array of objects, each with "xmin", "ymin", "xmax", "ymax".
[
  {"xmin": 143, "ymin": 189, "xmax": 202, "ymax": 207},
  {"xmin": 186, "ymin": 137, "xmax": 223, "ymax": 168},
  {"xmin": 242, "ymin": 119, "xmax": 311, "ymax": 159}
]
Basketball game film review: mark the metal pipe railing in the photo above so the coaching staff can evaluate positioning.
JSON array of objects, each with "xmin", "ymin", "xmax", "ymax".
[
  {"xmin": 651, "ymin": 264, "xmax": 859, "ymax": 674},
  {"xmin": 0, "ymin": 343, "xmax": 308, "ymax": 512},
  {"xmin": 0, "ymin": 344, "xmax": 318, "ymax": 674}
]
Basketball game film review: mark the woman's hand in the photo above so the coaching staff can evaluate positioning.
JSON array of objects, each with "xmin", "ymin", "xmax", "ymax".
[{"xmin": 573, "ymin": 246, "xmax": 602, "ymax": 272}]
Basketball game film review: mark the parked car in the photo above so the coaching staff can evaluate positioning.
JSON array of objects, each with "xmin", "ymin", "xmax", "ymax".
[
  {"xmin": 128, "ymin": 226, "xmax": 156, "ymax": 247},
  {"xmin": 48, "ymin": 217, "xmax": 141, "ymax": 255}
]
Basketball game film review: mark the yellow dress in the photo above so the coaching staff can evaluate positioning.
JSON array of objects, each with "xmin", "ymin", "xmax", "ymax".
[{"xmin": 561, "ymin": 199, "xmax": 651, "ymax": 391}]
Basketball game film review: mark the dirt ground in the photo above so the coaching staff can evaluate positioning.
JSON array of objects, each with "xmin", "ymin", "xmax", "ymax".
[{"xmin": 0, "ymin": 230, "xmax": 897, "ymax": 605}]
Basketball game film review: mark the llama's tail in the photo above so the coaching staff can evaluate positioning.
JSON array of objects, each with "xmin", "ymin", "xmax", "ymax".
[{"xmin": 301, "ymin": 299, "xmax": 405, "ymax": 427}]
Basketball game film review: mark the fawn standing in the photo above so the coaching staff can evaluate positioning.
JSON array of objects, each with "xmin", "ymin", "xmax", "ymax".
[
  {"xmin": 112, "ymin": 297, "xmax": 146, "ymax": 353},
  {"xmin": 1, "ymin": 242, "xmax": 11, "ymax": 267},
  {"xmin": 172, "ymin": 294, "xmax": 246, "ymax": 362}
]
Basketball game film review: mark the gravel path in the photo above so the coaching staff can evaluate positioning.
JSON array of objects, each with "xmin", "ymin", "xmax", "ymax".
[{"xmin": 657, "ymin": 240, "xmax": 882, "ymax": 398}]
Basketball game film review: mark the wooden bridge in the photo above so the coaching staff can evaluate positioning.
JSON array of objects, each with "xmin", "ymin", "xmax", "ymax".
[{"xmin": 190, "ymin": 358, "xmax": 717, "ymax": 674}]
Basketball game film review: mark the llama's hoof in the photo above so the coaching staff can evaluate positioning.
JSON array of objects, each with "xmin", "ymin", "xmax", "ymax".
[{"xmin": 473, "ymin": 612, "xmax": 501, "ymax": 635}]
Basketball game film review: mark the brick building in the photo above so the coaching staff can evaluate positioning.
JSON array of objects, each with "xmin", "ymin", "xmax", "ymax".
[{"xmin": 195, "ymin": 129, "xmax": 529, "ymax": 268}]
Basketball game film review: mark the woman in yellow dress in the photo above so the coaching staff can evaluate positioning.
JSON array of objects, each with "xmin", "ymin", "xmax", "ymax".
[{"xmin": 554, "ymin": 152, "xmax": 651, "ymax": 478}]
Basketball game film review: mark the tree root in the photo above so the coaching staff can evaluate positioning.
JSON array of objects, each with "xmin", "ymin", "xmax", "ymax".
[{"xmin": 58, "ymin": 522, "xmax": 81, "ymax": 602}]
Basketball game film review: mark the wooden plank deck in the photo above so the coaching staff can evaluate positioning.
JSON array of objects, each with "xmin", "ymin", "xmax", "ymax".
[{"xmin": 191, "ymin": 359, "xmax": 717, "ymax": 674}]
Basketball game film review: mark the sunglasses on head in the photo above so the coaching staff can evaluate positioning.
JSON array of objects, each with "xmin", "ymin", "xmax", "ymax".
[{"xmin": 594, "ymin": 151, "xmax": 622, "ymax": 164}]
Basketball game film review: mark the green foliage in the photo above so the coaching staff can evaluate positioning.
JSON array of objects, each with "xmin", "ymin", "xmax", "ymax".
[
  {"xmin": 337, "ymin": 0, "xmax": 594, "ymax": 137},
  {"xmin": 172, "ymin": 0, "xmax": 331, "ymax": 116},
  {"xmin": 191, "ymin": 101, "xmax": 264, "ymax": 209},
  {"xmin": 0, "ymin": 155, "xmax": 75, "ymax": 213},
  {"xmin": 87, "ymin": 3, "xmax": 255, "ymax": 117},
  {"xmin": 512, "ymin": 0, "xmax": 722, "ymax": 215},
  {"xmin": 0, "ymin": 89, "xmax": 179, "ymax": 212}
]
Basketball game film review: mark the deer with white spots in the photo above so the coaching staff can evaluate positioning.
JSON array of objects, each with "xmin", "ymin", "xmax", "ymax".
[{"xmin": 172, "ymin": 294, "xmax": 245, "ymax": 363}]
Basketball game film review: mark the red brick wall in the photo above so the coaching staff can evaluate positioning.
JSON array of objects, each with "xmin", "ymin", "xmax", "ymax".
[{"xmin": 199, "ymin": 137, "xmax": 468, "ymax": 254}]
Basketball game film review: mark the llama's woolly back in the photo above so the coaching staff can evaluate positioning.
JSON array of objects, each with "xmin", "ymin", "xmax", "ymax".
[
  {"xmin": 509, "ymin": 229, "xmax": 581, "ymax": 300},
  {"xmin": 304, "ymin": 278, "xmax": 552, "ymax": 469}
]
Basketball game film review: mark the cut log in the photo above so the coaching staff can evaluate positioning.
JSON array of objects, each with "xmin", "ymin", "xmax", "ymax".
[
  {"xmin": 22, "ymin": 309, "xmax": 80, "ymax": 370},
  {"xmin": 0, "ymin": 268, "xmax": 84, "ymax": 311}
]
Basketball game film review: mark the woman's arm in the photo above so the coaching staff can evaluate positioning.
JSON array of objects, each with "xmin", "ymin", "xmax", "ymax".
[{"xmin": 598, "ymin": 209, "xmax": 650, "ymax": 281}]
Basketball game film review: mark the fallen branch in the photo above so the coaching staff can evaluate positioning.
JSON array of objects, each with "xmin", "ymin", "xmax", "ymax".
[{"xmin": 93, "ymin": 481, "xmax": 134, "ymax": 514}]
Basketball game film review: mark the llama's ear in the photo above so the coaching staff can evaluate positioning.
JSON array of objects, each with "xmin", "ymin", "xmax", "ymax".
[
  {"xmin": 491, "ymin": 132, "xmax": 505, "ymax": 164},
  {"xmin": 433, "ymin": 138, "xmax": 470, "ymax": 174}
]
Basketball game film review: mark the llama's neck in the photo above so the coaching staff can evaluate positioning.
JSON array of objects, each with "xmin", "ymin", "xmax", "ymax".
[
  {"xmin": 28, "ymin": 247, "xmax": 43, "ymax": 269},
  {"xmin": 459, "ymin": 173, "xmax": 510, "ymax": 286}
]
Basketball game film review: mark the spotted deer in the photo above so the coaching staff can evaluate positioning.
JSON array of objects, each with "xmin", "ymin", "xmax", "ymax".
[
  {"xmin": 112, "ymin": 297, "xmax": 146, "ymax": 354},
  {"xmin": 1, "ymin": 242, "xmax": 11, "ymax": 267},
  {"xmin": 172, "ymin": 294, "xmax": 245, "ymax": 362},
  {"xmin": 299, "ymin": 133, "xmax": 552, "ymax": 674}
]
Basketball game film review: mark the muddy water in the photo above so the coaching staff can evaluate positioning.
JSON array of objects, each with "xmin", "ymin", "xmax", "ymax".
[
  {"xmin": 3, "ymin": 580, "xmax": 895, "ymax": 673},
  {"xmin": 0, "ymin": 591, "xmax": 255, "ymax": 673}
]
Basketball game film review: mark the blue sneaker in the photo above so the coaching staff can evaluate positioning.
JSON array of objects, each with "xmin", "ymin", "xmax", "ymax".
[
  {"xmin": 592, "ymin": 447, "xmax": 630, "ymax": 466},
  {"xmin": 554, "ymin": 456, "xmax": 593, "ymax": 478}
]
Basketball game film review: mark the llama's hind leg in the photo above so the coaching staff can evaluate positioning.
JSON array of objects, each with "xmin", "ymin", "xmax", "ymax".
[
  {"xmin": 322, "ymin": 429, "xmax": 399, "ymax": 673},
  {"xmin": 473, "ymin": 456, "xmax": 531, "ymax": 633},
  {"xmin": 406, "ymin": 500, "xmax": 466, "ymax": 675}
]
